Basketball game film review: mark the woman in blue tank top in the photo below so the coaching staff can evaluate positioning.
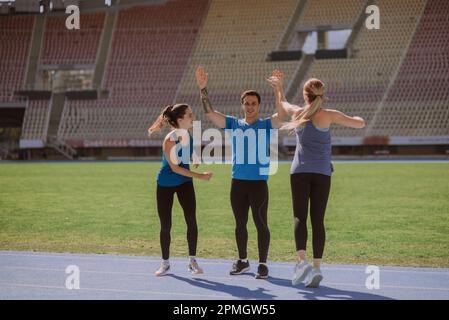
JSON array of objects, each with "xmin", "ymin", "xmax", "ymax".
[
  {"xmin": 148, "ymin": 104, "xmax": 213, "ymax": 277},
  {"xmin": 267, "ymin": 71, "xmax": 365, "ymax": 288}
]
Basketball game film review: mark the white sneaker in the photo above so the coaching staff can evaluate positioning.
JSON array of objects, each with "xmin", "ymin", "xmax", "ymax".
[
  {"xmin": 188, "ymin": 259, "xmax": 204, "ymax": 274},
  {"xmin": 292, "ymin": 260, "xmax": 312, "ymax": 286},
  {"xmin": 304, "ymin": 267, "xmax": 323, "ymax": 288},
  {"xmin": 155, "ymin": 261, "xmax": 170, "ymax": 277}
]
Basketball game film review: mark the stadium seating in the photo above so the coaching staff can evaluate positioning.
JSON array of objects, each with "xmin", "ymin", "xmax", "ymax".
[
  {"xmin": 0, "ymin": 15, "xmax": 34, "ymax": 102},
  {"xmin": 58, "ymin": 0, "xmax": 209, "ymax": 141},
  {"xmin": 21, "ymin": 100, "xmax": 51, "ymax": 140},
  {"xmin": 9, "ymin": 0, "xmax": 449, "ymax": 147},
  {"xmin": 40, "ymin": 12, "xmax": 105, "ymax": 65},
  {"xmin": 175, "ymin": 0, "xmax": 300, "ymax": 131},
  {"xmin": 370, "ymin": 0, "xmax": 449, "ymax": 137},
  {"xmin": 298, "ymin": 0, "xmax": 364, "ymax": 28},
  {"xmin": 298, "ymin": 0, "xmax": 428, "ymax": 138}
]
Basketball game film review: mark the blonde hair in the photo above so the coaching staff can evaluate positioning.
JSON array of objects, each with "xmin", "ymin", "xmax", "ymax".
[{"xmin": 280, "ymin": 78, "xmax": 325, "ymax": 132}]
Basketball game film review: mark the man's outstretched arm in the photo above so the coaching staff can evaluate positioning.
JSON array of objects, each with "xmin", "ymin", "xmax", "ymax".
[{"xmin": 196, "ymin": 66, "xmax": 226, "ymax": 129}]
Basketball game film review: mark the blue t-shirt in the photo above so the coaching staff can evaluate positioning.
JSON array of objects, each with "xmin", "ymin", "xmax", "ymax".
[
  {"xmin": 157, "ymin": 132, "xmax": 193, "ymax": 187},
  {"xmin": 225, "ymin": 115, "xmax": 272, "ymax": 181}
]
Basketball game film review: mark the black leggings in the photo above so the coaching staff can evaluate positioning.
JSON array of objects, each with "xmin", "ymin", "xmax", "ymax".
[
  {"xmin": 230, "ymin": 179, "xmax": 270, "ymax": 263},
  {"xmin": 290, "ymin": 173, "xmax": 331, "ymax": 259},
  {"xmin": 156, "ymin": 181, "xmax": 197, "ymax": 260}
]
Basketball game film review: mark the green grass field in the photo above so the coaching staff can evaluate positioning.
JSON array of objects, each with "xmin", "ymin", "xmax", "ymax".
[{"xmin": 1, "ymin": 161, "xmax": 448, "ymax": 267}]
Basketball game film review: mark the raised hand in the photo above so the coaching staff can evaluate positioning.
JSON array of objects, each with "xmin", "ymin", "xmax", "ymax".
[
  {"xmin": 272, "ymin": 69, "xmax": 284, "ymax": 80},
  {"xmin": 267, "ymin": 77, "xmax": 281, "ymax": 89},
  {"xmin": 266, "ymin": 69, "xmax": 284, "ymax": 89},
  {"xmin": 196, "ymin": 66, "xmax": 215, "ymax": 114},
  {"xmin": 195, "ymin": 66, "xmax": 208, "ymax": 89}
]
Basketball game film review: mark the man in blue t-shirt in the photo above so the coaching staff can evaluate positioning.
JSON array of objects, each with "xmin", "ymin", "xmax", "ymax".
[{"xmin": 195, "ymin": 66, "xmax": 282, "ymax": 279}]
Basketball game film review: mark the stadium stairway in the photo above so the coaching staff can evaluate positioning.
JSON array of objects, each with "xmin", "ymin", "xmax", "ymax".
[
  {"xmin": 47, "ymin": 92, "xmax": 65, "ymax": 138},
  {"xmin": 286, "ymin": 54, "xmax": 314, "ymax": 101},
  {"xmin": 93, "ymin": 10, "xmax": 117, "ymax": 90},
  {"xmin": 346, "ymin": 0, "xmax": 374, "ymax": 56},
  {"xmin": 46, "ymin": 93, "xmax": 77, "ymax": 159},
  {"xmin": 276, "ymin": 0, "xmax": 308, "ymax": 51},
  {"xmin": 25, "ymin": 15, "xmax": 45, "ymax": 88},
  {"xmin": 46, "ymin": 136, "xmax": 77, "ymax": 160}
]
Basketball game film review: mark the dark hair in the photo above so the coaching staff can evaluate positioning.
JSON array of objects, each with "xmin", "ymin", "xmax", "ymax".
[
  {"xmin": 148, "ymin": 103, "xmax": 190, "ymax": 135},
  {"xmin": 240, "ymin": 90, "xmax": 261, "ymax": 104},
  {"xmin": 162, "ymin": 104, "xmax": 189, "ymax": 128}
]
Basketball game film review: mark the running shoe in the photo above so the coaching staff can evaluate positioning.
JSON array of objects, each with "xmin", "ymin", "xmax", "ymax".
[
  {"xmin": 154, "ymin": 261, "xmax": 170, "ymax": 277},
  {"xmin": 229, "ymin": 259, "xmax": 250, "ymax": 275},
  {"xmin": 255, "ymin": 264, "xmax": 269, "ymax": 279},
  {"xmin": 188, "ymin": 259, "xmax": 204, "ymax": 274},
  {"xmin": 292, "ymin": 260, "xmax": 312, "ymax": 286},
  {"xmin": 304, "ymin": 267, "xmax": 323, "ymax": 288}
]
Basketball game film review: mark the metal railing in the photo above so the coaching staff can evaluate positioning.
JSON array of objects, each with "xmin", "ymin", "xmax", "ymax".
[{"xmin": 47, "ymin": 135, "xmax": 77, "ymax": 160}]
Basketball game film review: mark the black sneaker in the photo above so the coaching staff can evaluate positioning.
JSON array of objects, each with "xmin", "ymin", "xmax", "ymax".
[
  {"xmin": 255, "ymin": 264, "xmax": 269, "ymax": 279},
  {"xmin": 229, "ymin": 259, "xmax": 250, "ymax": 275}
]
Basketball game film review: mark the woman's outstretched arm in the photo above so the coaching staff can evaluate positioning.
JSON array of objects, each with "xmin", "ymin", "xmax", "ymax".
[
  {"xmin": 267, "ymin": 70, "xmax": 303, "ymax": 122},
  {"xmin": 328, "ymin": 109, "xmax": 365, "ymax": 128}
]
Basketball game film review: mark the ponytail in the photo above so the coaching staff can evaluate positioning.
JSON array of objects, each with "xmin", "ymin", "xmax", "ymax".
[
  {"xmin": 147, "ymin": 104, "xmax": 190, "ymax": 136},
  {"xmin": 147, "ymin": 105, "xmax": 173, "ymax": 136},
  {"xmin": 280, "ymin": 78, "xmax": 325, "ymax": 133}
]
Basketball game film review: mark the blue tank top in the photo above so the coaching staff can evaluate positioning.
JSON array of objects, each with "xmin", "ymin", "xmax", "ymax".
[
  {"xmin": 291, "ymin": 121, "xmax": 333, "ymax": 176},
  {"xmin": 157, "ymin": 131, "xmax": 193, "ymax": 187}
]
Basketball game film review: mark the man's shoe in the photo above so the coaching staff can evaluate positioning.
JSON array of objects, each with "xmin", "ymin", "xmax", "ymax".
[
  {"xmin": 229, "ymin": 259, "xmax": 250, "ymax": 275},
  {"xmin": 255, "ymin": 264, "xmax": 269, "ymax": 279}
]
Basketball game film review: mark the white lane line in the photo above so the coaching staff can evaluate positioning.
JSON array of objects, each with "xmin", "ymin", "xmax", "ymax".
[
  {"xmin": 320, "ymin": 267, "xmax": 449, "ymax": 276},
  {"xmin": 324, "ymin": 282, "xmax": 449, "ymax": 293},
  {"xmin": 1, "ymin": 266, "xmax": 449, "ymax": 293},
  {"xmin": 1, "ymin": 252, "xmax": 448, "ymax": 275},
  {"xmin": 0, "ymin": 252, "xmax": 232, "ymax": 265},
  {"xmin": 0, "ymin": 282, "xmax": 232, "ymax": 299},
  {"xmin": 0, "ymin": 252, "xmax": 164, "ymax": 263}
]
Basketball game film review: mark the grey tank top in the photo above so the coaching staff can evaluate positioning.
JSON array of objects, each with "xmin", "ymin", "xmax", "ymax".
[{"xmin": 291, "ymin": 121, "xmax": 333, "ymax": 176}]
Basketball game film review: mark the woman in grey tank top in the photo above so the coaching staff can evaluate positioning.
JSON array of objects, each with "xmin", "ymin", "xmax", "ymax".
[{"xmin": 267, "ymin": 70, "xmax": 365, "ymax": 288}]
